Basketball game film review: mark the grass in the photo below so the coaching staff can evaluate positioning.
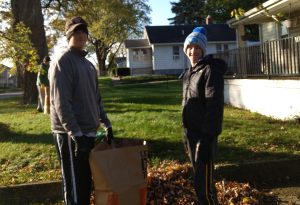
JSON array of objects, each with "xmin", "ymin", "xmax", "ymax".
[{"xmin": 0, "ymin": 77, "xmax": 299, "ymax": 186}]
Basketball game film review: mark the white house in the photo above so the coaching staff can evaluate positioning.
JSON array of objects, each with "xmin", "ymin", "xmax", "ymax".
[
  {"xmin": 125, "ymin": 24, "xmax": 236, "ymax": 75},
  {"xmin": 0, "ymin": 64, "xmax": 17, "ymax": 88}
]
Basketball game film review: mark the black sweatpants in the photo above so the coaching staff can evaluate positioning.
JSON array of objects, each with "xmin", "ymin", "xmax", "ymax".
[
  {"xmin": 183, "ymin": 129, "xmax": 219, "ymax": 205},
  {"xmin": 53, "ymin": 133, "xmax": 95, "ymax": 205}
]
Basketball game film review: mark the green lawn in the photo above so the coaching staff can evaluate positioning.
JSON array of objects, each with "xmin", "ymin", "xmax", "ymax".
[{"xmin": 0, "ymin": 77, "xmax": 299, "ymax": 186}]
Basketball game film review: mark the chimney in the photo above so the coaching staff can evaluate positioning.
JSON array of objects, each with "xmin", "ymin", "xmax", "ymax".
[{"xmin": 206, "ymin": 15, "xmax": 213, "ymax": 25}]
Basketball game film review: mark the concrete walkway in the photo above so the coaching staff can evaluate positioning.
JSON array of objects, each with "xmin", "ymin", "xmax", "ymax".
[{"xmin": 0, "ymin": 91, "xmax": 22, "ymax": 99}]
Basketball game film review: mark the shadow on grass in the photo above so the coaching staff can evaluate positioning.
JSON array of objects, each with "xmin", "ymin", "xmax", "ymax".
[
  {"xmin": 0, "ymin": 122, "xmax": 53, "ymax": 145},
  {"xmin": 1, "ymin": 120, "xmax": 298, "ymax": 164},
  {"xmin": 216, "ymin": 143, "xmax": 298, "ymax": 164},
  {"xmin": 107, "ymin": 95, "xmax": 181, "ymax": 106},
  {"xmin": 0, "ymin": 98, "xmax": 31, "ymax": 115},
  {"xmin": 105, "ymin": 102, "xmax": 180, "ymax": 114},
  {"xmin": 145, "ymin": 137, "xmax": 299, "ymax": 167}
]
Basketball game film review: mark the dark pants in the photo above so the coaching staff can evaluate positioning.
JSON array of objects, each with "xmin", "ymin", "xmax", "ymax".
[
  {"xmin": 53, "ymin": 133, "xmax": 95, "ymax": 205},
  {"xmin": 183, "ymin": 129, "xmax": 219, "ymax": 205}
]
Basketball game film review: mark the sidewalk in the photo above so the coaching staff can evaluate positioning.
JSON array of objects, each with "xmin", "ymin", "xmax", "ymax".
[
  {"xmin": 0, "ymin": 158, "xmax": 299, "ymax": 204},
  {"xmin": 0, "ymin": 91, "xmax": 22, "ymax": 99}
]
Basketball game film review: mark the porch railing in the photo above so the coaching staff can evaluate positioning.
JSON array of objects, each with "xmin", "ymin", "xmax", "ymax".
[{"xmin": 215, "ymin": 36, "xmax": 300, "ymax": 78}]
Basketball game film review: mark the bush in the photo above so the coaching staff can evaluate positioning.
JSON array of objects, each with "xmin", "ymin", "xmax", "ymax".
[
  {"xmin": 111, "ymin": 67, "xmax": 117, "ymax": 77},
  {"xmin": 116, "ymin": 67, "xmax": 130, "ymax": 77}
]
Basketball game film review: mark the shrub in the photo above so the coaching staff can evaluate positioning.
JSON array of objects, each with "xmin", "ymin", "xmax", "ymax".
[{"xmin": 116, "ymin": 67, "xmax": 130, "ymax": 76}]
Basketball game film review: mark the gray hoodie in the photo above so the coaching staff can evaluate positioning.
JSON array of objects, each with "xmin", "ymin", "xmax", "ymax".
[{"xmin": 49, "ymin": 47, "xmax": 111, "ymax": 137}]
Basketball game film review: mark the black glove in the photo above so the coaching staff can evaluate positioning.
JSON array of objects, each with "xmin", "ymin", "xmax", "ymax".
[
  {"xmin": 105, "ymin": 127, "xmax": 114, "ymax": 145},
  {"xmin": 74, "ymin": 136, "xmax": 94, "ymax": 158},
  {"xmin": 196, "ymin": 139, "xmax": 212, "ymax": 164}
]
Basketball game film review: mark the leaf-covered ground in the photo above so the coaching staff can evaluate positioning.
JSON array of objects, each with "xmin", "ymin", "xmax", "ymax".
[{"xmin": 89, "ymin": 160, "xmax": 280, "ymax": 205}]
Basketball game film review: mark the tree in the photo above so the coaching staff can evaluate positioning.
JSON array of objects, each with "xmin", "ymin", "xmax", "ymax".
[
  {"xmin": 0, "ymin": 22, "xmax": 39, "ymax": 88},
  {"xmin": 169, "ymin": 0, "xmax": 264, "ymax": 24},
  {"xmin": 0, "ymin": 1, "xmax": 46, "ymax": 104},
  {"xmin": 46, "ymin": 0, "xmax": 151, "ymax": 76},
  {"xmin": 204, "ymin": 0, "xmax": 264, "ymax": 22},
  {"xmin": 10, "ymin": 0, "xmax": 49, "ymax": 104},
  {"xmin": 168, "ymin": 0, "xmax": 206, "ymax": 25},
  {"xmin": 1, "ymin": 0, "xmax": 150, "ymax": 106}
]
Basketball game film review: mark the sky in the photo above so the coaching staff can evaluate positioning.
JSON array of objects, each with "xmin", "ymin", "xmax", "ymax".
[{"xmin": 148, "ymin": 0, "xmax": 178, "ymax": 25}]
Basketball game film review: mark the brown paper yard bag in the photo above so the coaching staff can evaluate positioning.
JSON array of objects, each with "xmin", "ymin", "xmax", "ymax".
[{"xmin": 89, "ymin": 138, "xmax": 148, "ymax": 205}]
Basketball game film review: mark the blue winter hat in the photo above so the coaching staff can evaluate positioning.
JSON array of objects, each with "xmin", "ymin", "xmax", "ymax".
[{"xmin": 183, "ymin": 27, "xmax": 207, "ymax": 56}]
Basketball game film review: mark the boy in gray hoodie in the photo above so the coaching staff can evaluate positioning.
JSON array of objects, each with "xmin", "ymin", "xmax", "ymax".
[{"xmin": 49, "ymin": 16, "xmax": 113, "ymax": 205}]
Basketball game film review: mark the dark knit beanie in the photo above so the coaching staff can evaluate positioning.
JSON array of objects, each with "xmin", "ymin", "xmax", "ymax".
[{"xmin": 65, "ymin": 16, "xmax": 89, "ymax": 40}]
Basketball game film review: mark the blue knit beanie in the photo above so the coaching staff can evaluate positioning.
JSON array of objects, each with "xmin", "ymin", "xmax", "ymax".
[{"xmin": 183, "ymin": 27, "xmax": 207, "ymax": 56}]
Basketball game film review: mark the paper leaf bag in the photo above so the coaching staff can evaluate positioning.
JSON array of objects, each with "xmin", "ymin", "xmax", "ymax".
[{"xmin": 89, "ymin": 138, "xmax": 148, "ymax": 205}]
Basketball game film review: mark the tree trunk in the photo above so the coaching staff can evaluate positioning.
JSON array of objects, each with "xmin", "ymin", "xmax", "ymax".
[
  {"xmin": 11, "ymin": 0, "xmax": 48, "ymax": 104},
  {"xmin": 94, "ymin": 39, "xmax": 109, "ymax": 77}
]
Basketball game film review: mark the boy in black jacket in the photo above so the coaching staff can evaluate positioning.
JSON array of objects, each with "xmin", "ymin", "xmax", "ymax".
[{"xmin": 181, "ymin": 27, "xmax": 227, "ymax": 205}]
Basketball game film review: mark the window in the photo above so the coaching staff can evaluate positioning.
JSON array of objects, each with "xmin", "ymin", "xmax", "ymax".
[
  {"xmin": 216, "ymin": 44, "xmax": 222, "ymax": 53},
  {"xmin": 133, "ymin": 49, "xmax": 139, "ymax": 61},
  {"xmin": 280, "ymin": 23, "xmax": 290, "ymax": 50},
  {"xmin": 223, "ymin": 44, "xmax": 229, "ymax": 52},
  {"xmin": 216, "ymin": 44, "xmax": 229, "ymax": 53},
  {"xmin": 132, "ymin": 48, "xmax": 151, "ymax": 62},
  {"xmin": 141, "ymin": 49, "xmax": 148, "ymax": 61},
  {"xmin": 173, "ymin": 46, "xmax": 180, "ymax": 60}
]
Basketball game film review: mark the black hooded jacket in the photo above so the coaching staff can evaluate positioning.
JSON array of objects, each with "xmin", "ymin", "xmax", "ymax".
[{"xmin": 182, "ymin": 54, "xmax": 227, "ymax": 139}]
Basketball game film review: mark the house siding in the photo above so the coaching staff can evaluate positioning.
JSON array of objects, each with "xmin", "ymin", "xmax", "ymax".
[
  {"xmin": 126, "ymin": 48, "xmax": 152, "ymax": 75},
  {"xmin": 290, "ymin": 26, "xmax": 300, "ymax": 37},
  {"xmin": 152, "ymin": 45, "xmax": 186, "ymax": 75},
  {"xmin": 0, "ymin": 66, "xmax": 17, "ymax": 87},
  {"xmin": 261, "ymin": 22, "xmax": 278, "ymax": 42},
  {"xmin": 151, "ymin": 42, "xmax": 237, "ymax": 75},
  {"xmin": 207, "ymin": 43, "xmax": 237, "ymax": 55}
]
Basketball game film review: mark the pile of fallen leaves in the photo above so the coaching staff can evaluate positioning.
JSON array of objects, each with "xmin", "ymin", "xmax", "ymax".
[
  {"xmin": 147, "ymin": 160, "xmax": 265, "ymax": 205},
  {"xmin": 91, "ymin": 160, "xmax": 278, "ymax": 205}
]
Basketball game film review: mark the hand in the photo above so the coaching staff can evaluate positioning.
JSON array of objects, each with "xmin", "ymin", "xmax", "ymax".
[
  {"xmin": 196, "ymin": 140, "xmax": 212, "ymax": 163},
  {"xmin": 74, "ymin": 136, "xmax": 94, "ymax": 157},
  {"xmin": 106, "ymin": 127, "xmax": 114, "ymax": 145}
]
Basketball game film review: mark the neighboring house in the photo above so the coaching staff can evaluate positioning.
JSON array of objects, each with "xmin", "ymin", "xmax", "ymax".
[
  {"xmin": 219, "ymin": 0, "xmax": 300, "ymax": 120},
  {"xmin": 226, "ymin": 0, "xmax": 300, "ymax": 77},
  {"xmin": 227, "ymin": 0, "xmax": 300, "ymax": 47},
  {"xmin": 124, "ymin": 24, "xmax": 236, "ymax": 75},
  {"xmin": 0, "ymin": 64, "xmax": 17, "ymax": 88}
]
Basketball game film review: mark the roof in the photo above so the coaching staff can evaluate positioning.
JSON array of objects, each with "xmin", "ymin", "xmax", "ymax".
[
  {"xmin": 144, "ymin": 24, "xmax": 236, "ymax": 44},
  {"xmin": 0, "ymin": 64, "xmax": 11, "ymax": 71},
  {"xmin": 227, "ymin": 0, "xmax": 300, "ymax": 26},
  {"xmin": 124, "ymin": 39, "xmax": 150, "ymax": 48}
]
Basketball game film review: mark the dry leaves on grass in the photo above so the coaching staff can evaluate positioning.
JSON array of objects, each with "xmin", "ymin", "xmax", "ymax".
[
  {"xmin": 147, "ymin": 160, "xmax": 273, "ymax": 205},
  {"xmin": 91, "ymin": 160, "xmax": 278, "ymax": 205}
]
